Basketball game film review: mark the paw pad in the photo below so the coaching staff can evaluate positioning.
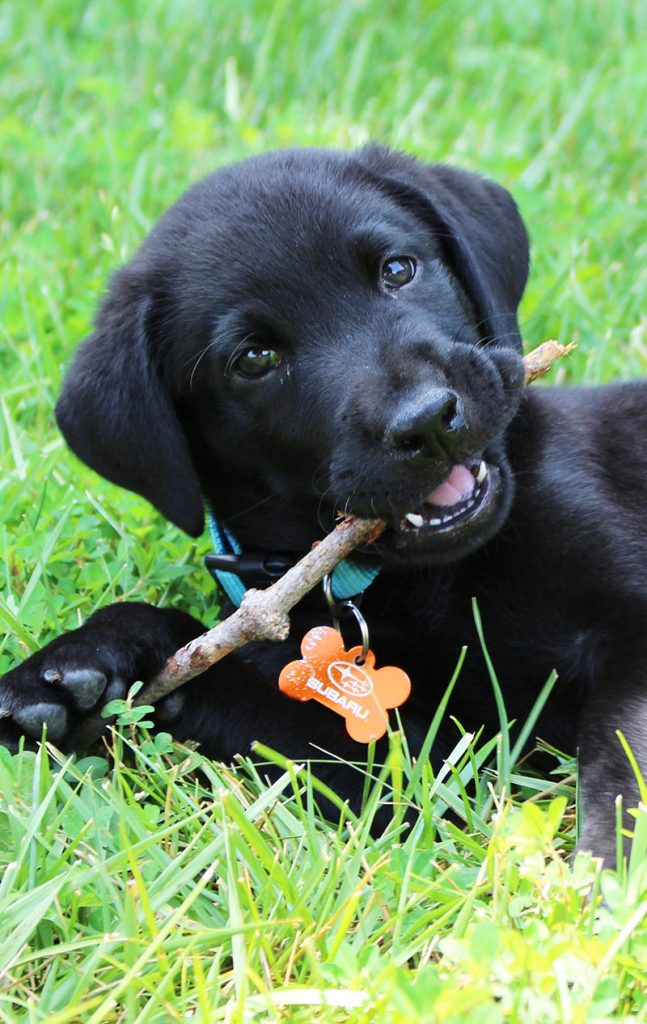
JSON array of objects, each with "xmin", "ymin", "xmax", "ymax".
[
  {"xmin": 13, "ymin": 703, "xmax": 69, "ymax": 744},
  {"xmin": 46, "ymin": 668, "xmax": 107, "ymax": 710}
]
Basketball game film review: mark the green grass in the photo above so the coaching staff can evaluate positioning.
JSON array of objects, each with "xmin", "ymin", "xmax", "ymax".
[{"xmin": 1, "ymin": 0, "xmax": 646, "ymax": 1019}]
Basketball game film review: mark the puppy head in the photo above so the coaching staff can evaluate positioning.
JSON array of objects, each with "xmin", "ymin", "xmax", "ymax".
[{"xmin": 56, "ymin": 147, "xmax": 529, "ymax": 565}]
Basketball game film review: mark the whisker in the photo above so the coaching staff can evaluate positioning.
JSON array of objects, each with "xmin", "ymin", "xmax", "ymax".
[
  {"xmin": 223, "ymin": 332, "xmax": 257, "ymax": 376},
  {"xmin": 220, "ymin": 492, "xmax": 284, "ymax": 526},
  {"xmin": 188, "ymin": 338, "xmax": 219, "ymax": 390},
  {"xmin": 183, "ymin": 328, "xmax": 258, "ymax": 391}
]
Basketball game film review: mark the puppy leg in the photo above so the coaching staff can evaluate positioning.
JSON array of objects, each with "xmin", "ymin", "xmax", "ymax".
[
  {"xmin": 0, "ymin": 603, "xmax": 204, "ymax": 751},
  {"xmin": 577, "ymin": 674, "xmax": 646, "ymax": 866}
]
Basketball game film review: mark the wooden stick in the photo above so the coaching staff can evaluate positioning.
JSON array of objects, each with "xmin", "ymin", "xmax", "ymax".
[
  {"xmin": 523, "ymin": 340, "xmax": 576, "ymax": 385},
  {"xmin": 144, "ymin": 516, "xmax": 385, "ymax": 703},
  {"xmin": 71, "ymin": 517, "xmax": 384, "ymax": 745},
  {"xmin": 72, "ymin": 338, "xmax": 574, "ymax": 744}
]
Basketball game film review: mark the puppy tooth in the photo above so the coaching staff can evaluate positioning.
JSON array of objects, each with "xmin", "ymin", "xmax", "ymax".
[
  {"xmin": 476, "ymin": 460, "xmax": 488, "ymax": 484},
  {"xmin": 428, "ymin": 517, "xmax": 443, "ymax": 526},
  {"xmin": 405, "ymin": 512, "xmax": 425, "ymax": 528}
]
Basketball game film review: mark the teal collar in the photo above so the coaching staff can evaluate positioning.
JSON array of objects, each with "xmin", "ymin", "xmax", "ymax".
[{"xmin": 207, "ymin": 511, "xmax": 381, "ymax": 607}]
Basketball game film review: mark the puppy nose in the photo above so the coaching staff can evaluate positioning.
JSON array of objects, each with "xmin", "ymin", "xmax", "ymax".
[{"xmin": 384, "ymin": 389, "xmax": 465, "ymax": 456}]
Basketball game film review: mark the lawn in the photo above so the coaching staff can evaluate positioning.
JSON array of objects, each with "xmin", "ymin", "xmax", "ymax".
[{"xmin": 1, "ymin": 0, "xmax": 646, "ymax": 1020}]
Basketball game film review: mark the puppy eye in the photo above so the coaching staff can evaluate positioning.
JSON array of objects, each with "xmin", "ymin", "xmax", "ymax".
[
  {"xmin": 232, "ymin": 347, "xmax": 283, "ymax": 380},
  {"xmin": 381, "ymin": 255, "xmax": 416, "ymax": 289}
]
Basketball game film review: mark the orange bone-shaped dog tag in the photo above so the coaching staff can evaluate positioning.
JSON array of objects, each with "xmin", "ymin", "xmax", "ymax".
[{"xmin": 279, "ymin": 626, "xmax": 411, "ymax": 743}]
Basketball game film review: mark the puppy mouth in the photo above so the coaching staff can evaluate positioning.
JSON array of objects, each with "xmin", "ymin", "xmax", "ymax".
[
  {"xmin": 397, "ymin": 460, "xmax": 490, "ymax": 536},
  {"xmin": 376, "ymin": 455, "xmax": 508, "ymax": 563}
]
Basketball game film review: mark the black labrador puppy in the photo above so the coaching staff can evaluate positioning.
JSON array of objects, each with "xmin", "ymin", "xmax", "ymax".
[{"xmin": 2, "ymin": 147, "xmax": 645, "ymax": 864}]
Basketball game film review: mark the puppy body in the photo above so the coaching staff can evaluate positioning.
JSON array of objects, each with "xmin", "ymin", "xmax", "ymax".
[{"xmin": 2, "ymin": 147, "xmax": 645, "ymax": 864}]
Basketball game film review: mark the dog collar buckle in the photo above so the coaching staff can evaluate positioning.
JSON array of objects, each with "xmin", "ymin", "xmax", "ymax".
[
  {"xmin": 205, "ymin": 551, "xmax": 295, "ymax": 580},
  {"xmin": 207, "ymin": 509, "xmax": 381, "ymax": 608}
]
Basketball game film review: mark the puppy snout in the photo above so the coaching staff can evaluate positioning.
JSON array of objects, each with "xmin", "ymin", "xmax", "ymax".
[{"xmin": 384, "ymin": 389, "xmax": 465, "ymax": 457}]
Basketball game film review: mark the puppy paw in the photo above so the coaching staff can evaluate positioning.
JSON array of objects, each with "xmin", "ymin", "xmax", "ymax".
[{"xmin": 0, "ymin": 642, "xmax": 128, "ymax": 751}]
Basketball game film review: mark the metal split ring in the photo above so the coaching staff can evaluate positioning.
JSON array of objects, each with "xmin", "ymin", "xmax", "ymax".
[{"xmin": 322, "ymin": 574, "xmax": 370, "ymax": 662}]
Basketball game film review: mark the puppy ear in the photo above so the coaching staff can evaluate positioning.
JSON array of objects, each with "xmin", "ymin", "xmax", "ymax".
[
  {"xmin": 359, "ymin": 146, "xmax": 529, "ymax": 348},
  {"xmin": 55, "ymin": 268, "xmax": 204, "ymax": 536}
]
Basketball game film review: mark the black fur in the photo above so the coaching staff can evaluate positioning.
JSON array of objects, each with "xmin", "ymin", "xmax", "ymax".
[{"xmin": 2, "ymin": 147, "xmax": 645, "ymax": 865}]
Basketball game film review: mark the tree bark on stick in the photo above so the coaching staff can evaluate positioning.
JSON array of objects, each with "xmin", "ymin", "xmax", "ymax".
[
  {"xmin": 73, "ymin": 339, "xmax": 575, "ymax": 744},
  {"xmin": 522, "ymin": 340, "xmax": 576, "ymax": 385}
]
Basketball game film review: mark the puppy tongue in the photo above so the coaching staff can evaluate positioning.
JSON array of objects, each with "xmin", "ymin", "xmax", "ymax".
[{"xmin": 425, "ymin": 465, "xmax": 475, "ymax": 507}]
